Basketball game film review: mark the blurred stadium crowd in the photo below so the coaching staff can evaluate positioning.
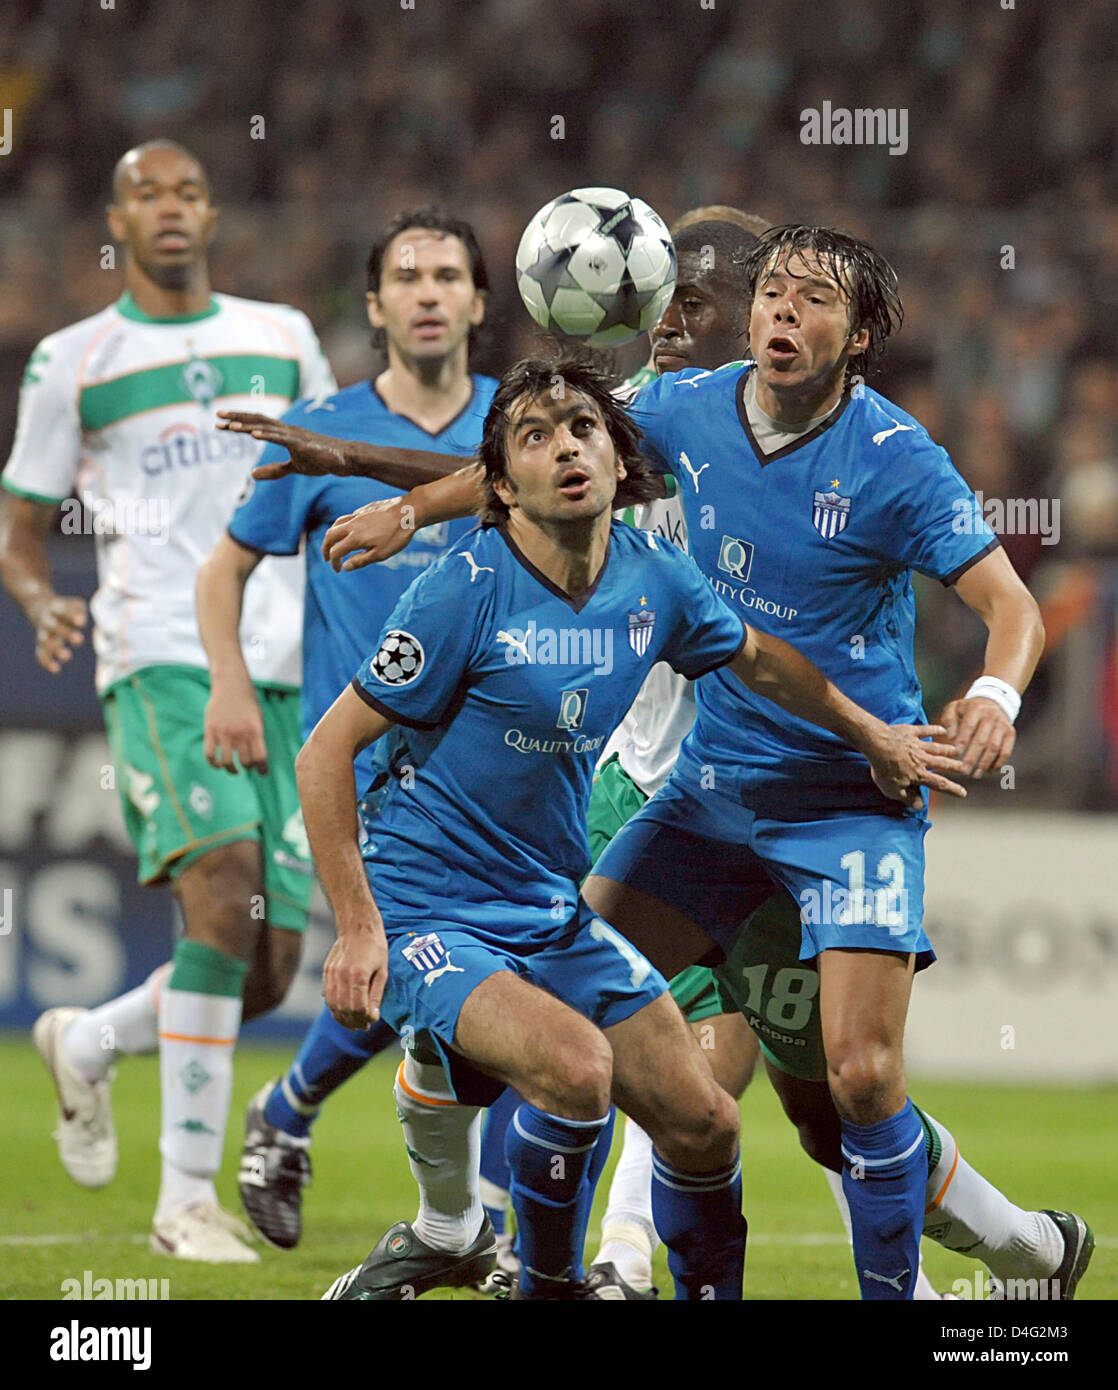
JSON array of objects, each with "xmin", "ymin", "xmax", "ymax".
[{"xmin": 1, "ymin": 0, "xmax": 1116, "ymax": 801}]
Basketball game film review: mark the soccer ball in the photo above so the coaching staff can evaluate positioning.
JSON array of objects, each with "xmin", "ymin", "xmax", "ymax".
[{"xmin": 515, "ymin": 187, "xmax": 676, "ymax": 347}]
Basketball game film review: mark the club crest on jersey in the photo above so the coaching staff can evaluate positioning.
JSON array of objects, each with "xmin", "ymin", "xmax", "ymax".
[
  {"xmin": 812, "ymin": 489, "xmax": 851, "ymax": 539},
  {"xmin": 627, "ymin": 606, "xmax": 656, "ymax": 656},
  {"xmin": 181, "ymin": 355, "xmax": 223, "ymax": 407},
  {"xmin": 556, "ymin": 688, "xmax": 588, "ymax": 731}
]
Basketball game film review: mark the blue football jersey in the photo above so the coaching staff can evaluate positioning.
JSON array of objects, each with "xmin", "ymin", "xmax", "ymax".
[
  {"xmin": 228, "ymin": 377, "xmax": 495, "ymax": 790},
  {"xmin": 352, "ymin": 521, "xmax": 745, "ymax": 943},
  {"xmin": 629, "ymin": 363, "xmax": 999, "ymax": 817}
]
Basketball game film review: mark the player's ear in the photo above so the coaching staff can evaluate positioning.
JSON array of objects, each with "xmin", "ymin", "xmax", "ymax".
[
  {"xmin": 848, "ymin": 325, "xmax": 871, "ymax": 356},
  {"xmin": 492, "ymin": 472, "xmax": 517, "ymax": 510},
  {"xmin": 199, "ymin": 201, "xmax": 218, "ymax": 250},
  {"xmin": 469, "ymin": 288, "xmax": 487, "ymax": 327},
  {"xmin": 106, "ymin": 203, "xmax": 126, "ymax": 242},
  {"xmin": 366, "ymin": 291, "xmax": 385, "ymax": 330}
]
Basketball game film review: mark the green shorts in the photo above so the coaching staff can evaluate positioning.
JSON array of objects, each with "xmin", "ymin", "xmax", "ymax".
[
  {"xmin": 587, "ymin": 754, "xmax": 725, "ymax": 1024},
  {"xmin": 101, "ymin": 664, "xmax": 313, "ymax": 931},
  {"xmin": 714, "ymin": 892, "xmax": 827, "ymax": 1083}
]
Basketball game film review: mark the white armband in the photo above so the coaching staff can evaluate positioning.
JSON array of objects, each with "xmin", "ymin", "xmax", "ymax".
[{"xmin": 965, "ymin": 676, "xmax": 1020, "ymax": 724}]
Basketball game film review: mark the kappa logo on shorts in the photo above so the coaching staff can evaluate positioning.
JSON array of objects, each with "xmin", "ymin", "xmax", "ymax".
[{"xmin": 402, "ymin": 932, "xmax": 466, "ymax": 987}]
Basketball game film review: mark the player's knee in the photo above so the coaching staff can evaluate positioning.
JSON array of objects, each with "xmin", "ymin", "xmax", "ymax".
[
  {"xmin": 658, "ymin": 1083, "xmax": 740, "ymax": 1170},
  {"xmin": 826, "ymin": 1044, "xmax": 901, "ymax": 1122},
  {"xmin": 178, "ymin": 840, "xmax": 263, "ymax": 956},
  {"xmin": 546, "ymin": 1029, "xmax": 612, "ymax": 1117}
]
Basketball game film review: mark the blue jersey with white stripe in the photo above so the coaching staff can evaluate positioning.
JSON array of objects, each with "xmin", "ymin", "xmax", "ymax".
[
  {"xmin": 228, "ymin": 377, "xmax": 494, "ymax": 790},
  {"xmin": 352, "ymin": 521, "xmax": 745, "ymax": 943},
  {"xmin": 629, "ymin": 362, "xmax": 998, "ymax": 817}
]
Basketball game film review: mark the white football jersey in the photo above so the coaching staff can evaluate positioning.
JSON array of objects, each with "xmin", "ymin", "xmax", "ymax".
[
  {"xmin": 604, "ymin": 486, "xmax": 698, "ymax": 796},
  {"xmin": 3, "ymin": 291, "xmax": 335, "ymax": 693}
]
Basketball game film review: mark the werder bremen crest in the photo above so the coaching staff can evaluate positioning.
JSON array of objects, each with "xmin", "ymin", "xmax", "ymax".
[{"xmin": 181, "ymin": 350, "xmax": 223, "ymax": 407}]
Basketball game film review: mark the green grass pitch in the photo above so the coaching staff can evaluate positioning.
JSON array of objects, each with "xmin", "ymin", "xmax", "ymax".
[{"xmin": 2, "ymin": 1033, "xmax": 1114, "ymax": 1301}]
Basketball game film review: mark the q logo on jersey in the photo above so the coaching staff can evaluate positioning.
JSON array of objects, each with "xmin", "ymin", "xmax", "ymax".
[
  {"xmin": 718, "ymin": 535, "xmax": 754, "ymax": 582},
  {"xmin": 556, "ymin": 688, "xmax": 588, "ymax": 731}
]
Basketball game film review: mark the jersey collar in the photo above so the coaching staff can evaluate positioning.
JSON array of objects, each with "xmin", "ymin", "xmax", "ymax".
[
  {"xmin": 497, "ymin": 524, "xmax": 610, "ymax": 614},
  {"xmin": 735, "ymin": 364, "xmax": 852, "ymax": 466},
  {"xmin": 371, "ymin": 377, "xmax": 479, "ymax": 439},
  {"xmin": 116, "ymin": 291, "xmax": 220, "ymax": 324}
]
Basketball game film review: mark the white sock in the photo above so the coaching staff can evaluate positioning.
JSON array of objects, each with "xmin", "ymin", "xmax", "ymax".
[
  {"xmin": 394, "ymin": 1054, "xmax": 484, "ymax": 1254},
  {"xmin": 920, "ymin": 1108, "xmax": 1063, "ymax": 1280},
  {"xmin": 63, "ymin": 964, "xmax": 170, "ymax": 1082},
  {"xmin": 594, "ymin": 1117, "xmax": 658, "ymax": 1285},
  {"xmin": 156, "ymin": 984, "xmax": 241, "ymax": 1222}
]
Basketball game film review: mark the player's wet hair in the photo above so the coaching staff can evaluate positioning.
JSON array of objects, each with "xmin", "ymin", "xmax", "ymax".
[
  {"xmin": 479, "ymin": 349, "xmax": 662, "ymax": 527},
  {"xmin": 743, "ymin": 225, "xmax": 903, "ymax": 379},
  {"xmin": 366, "ymin": 207, "xmax": 489, "ymax": 353},
  {"xmin": 111, "ymin": 141, "xmax": 210, "ymax": 203}
]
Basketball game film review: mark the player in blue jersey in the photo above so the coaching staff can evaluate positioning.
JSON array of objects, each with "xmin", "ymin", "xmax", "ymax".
[
  {"xmin": 196, "ymin": 209, "xmax": 495, "ymax": 1255},
  {"xmin": 302, "ymin": 352, "xmax": 966, "ymax": 1301},
  {"xmin": 580, "ymin": 227, "xmax": 1048, "ymax": 1301}
]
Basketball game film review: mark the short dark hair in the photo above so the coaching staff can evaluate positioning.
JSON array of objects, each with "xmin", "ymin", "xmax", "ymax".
[
  {"xmin": 673, "ymin": 219, "xmax": 764, "ymax": 311},
  {"xmin": 366, "ymin": 206, "xmax": 489, "ymax": 295},
  {"xmin": 111, "ymin": 141, "xmax": 209, "ymax": 203},
  {"xmin": 478, "ymin": 349, "xmax": 662, "ymax": 526},
  {"xmin": 743, "ymin": 225, "xmax": 903, "ymax": 379}
]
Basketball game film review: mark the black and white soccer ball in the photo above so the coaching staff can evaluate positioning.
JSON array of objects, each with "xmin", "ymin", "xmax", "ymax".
[
  {"xmin": 371, "ymin": 630, "xmax": 424, "ymax": 686},
  {"xmin": 515, "ymin": 187, "xmax": 676, "ymax": 347}
]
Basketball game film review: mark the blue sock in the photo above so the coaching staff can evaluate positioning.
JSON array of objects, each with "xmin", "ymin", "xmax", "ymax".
[
  {"xmin": 479, "ymin": 1086, "xmax": 522, "ymax": 1233},
  {"xmin": 841, "ymin": 1099, "xmax": 927, "ymax": 1300},
  {"xmin": 572, "ymin": 1105, "xmax": 616, "ymax": 1256},
  {"xmin": 651, "ymin": 1150, "xmax": 746, "ymax": 1301},
  {"xmin": 264, "ymin": 1004, "xmax": 396, "ymax": 1138},
  {"xmin": 505, "ymin": 1103, "xmax": 609, "ymax": 1297}
]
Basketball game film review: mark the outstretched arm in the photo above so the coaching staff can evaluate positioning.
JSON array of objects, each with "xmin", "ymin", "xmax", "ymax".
[
  {"xmin": 729, "ymin": 626, "xmax": 968, "ymax": 808},
  {"xmin": 321, "ymin": 463, "xmax": 486, "ymax": 571},
  {"xmin": 941, "ymin": 548, "xmax": 1046, "ymax": 778},
  {"xmin": 218, "ymin": 411, "xmax": 461, "ymax": 489}
]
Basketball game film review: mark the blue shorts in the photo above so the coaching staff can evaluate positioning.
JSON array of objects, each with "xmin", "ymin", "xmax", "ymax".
[
  {"xmin": 378, "ymin": 898, "xmax": 670, "ymax": 1104},
  {"xmin": 591, "ymin": 774, "xmax": 934, "ymax": 969}
]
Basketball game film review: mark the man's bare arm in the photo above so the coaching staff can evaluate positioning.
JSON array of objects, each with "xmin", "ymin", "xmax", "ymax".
[
  {"xmin": 297, "ymin": 686, "xmax": 395, "ymax": 1026},
  {"xmin": 941, "ymin": 548, "xmax": 1046, "ymax": 777},
  {"xmin": 218, "ymin": 411, "xmax": 461, "ymax": 489},
  {"xmin": 321, "ymin": 463, "xmax": 486, "ymax": 571},
  {"xmin": 729, "ymin": 625, "xmax": 967, "ymax": 808},
  {"xmin": 196, "ymin": 534, "xmax": 267, "ymax": 773},
  {"xmin": 0, "ymin": 492, "xmax": 87, "ymax": 673}
]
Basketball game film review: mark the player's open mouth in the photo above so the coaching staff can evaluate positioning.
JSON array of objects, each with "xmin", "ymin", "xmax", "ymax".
[
  {"xmin": 413, "ymin": 317, "xmax": 447, "ymax": 338},
  {"xmin": 155, "ymin": 232, "xmax": 190, "ymax": 251},
  {"xmin": 766, "ymin": 336, "xmax": 799, "ymax": 359},
  {"xmin": 558, "ymin": 469, "xmax": 591, "ymax": 498}
]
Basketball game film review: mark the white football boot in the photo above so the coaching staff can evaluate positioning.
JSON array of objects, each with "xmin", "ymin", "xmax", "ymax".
[
  {"xmin": 150, "ymin": 1201, "xmax": 260, "ymax": 1263},
  {"xmin": 33, "ymin": 1006, "xmax": 117, "ymax": 1188}
]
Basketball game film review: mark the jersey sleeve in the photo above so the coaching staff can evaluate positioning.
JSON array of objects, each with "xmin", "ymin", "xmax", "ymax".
[
  {"xmin": 882, "ymin": 435, "xmax": 1000, "ymax": 585},
  {"xmin": 651, "ymin": 540, "xmax": 747, "ymax": 679},
  {"xmin": 1, "ymin": 336, "xmax": 82, "ymax": 504},
  {"xmin": 627, "ymin": 373, "xmax": 677, "ymax": 476},
  {"xmin": 351, "ymin": 554, "xmax": 489, "ymax": 729},
  {"xmin": 289, "ymin": 310, "xmax": 337, "ymax": 402},
  {"xmin": 228, "ymin": 440, "xmax": 318, "ymax": 556}
]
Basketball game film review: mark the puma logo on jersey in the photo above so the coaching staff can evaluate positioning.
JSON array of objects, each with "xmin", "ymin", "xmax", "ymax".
[
  {"xmin": 424, "ymin": 952, "xmax": 465, "ymax": 987},
  {"xmin": 461, "ymin": 551, "xmax": 495, "ymax": 582},
  {"xmin": 673, "ymin": 370, "xmax": 712, "ymax": 389},
  {"xmin": 872, "ymin": 422, "xmax": 914, "ymax": 446},
  {"xmin": 497, "ymin": 630, "xmax": 533, "ymax": 662},
  {"xmin": 862, "ymin": 1267, "xmax": 910, "ymax": 1293},
  {"xmin": 678, "ymin": 451, "xmax": 710, "ymax": 491}
]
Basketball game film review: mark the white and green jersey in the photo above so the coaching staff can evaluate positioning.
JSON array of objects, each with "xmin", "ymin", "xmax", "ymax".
[{"xmin": 3, "ymin": 291, "xmax": 335, "ymax": 693}]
